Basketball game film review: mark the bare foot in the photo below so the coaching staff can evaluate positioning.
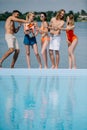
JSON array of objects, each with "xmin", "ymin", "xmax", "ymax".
[
  {"xmin": 28, "ymin": 66, "xmax": 31, "ymax": 69},
  {"xmin": 72, "ymin": 67, "xmax": 77, "ymax": 69},
  {"xmin": 55, "ymin": 65, "xmax": 58, "ymax": 69},
  {"xmin": 51, "ymin": 65, "xmax": 55, "ymax": 69},
  {"xmin": 39, "ymin": 64, "xmax": 42, "ymax": 69},
  {"xmin": 44, "ymin": 65, "xmax": 48, "ymax": 69},
  {"xmin": 55, "ymin": 67, "xmax": 58, "ymax": 69}
]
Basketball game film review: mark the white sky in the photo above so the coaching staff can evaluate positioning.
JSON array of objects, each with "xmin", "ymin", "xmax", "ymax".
[{"xmin": 0, "ymin": 0, "xmax": 87, "ymax": 13}]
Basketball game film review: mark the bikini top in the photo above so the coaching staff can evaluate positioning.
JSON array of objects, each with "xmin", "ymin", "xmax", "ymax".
[
  {"xmin": 28, "ymin": 23, "xmax": 35, "ymax": 33},
  {"xmin": 28, "ymin": 23, "xmax": 34, "ymax": 29},
  {"xmin": 40, "ymin": 26, "xmax": 46, "ymax": 31}
]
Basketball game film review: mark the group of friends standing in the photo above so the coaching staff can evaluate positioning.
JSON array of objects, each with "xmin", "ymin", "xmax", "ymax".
[{"xmin": 0, "ymin": 9, "xmax": 78, "ymax": 69}]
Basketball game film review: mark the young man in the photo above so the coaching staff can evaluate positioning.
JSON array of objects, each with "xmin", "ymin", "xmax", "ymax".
[
  {"xmin": 49, "ymin": 9, "xmax": 65, "ymax": 68},
  {"xmin": 0, "ymin": 10, "xmax": 28, "ymax": 68}
]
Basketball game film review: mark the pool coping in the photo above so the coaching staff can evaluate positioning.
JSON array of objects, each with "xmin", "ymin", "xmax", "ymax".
[{"xmin": 0, "ymin": 69, "xmax": 87, "ymax": 76}]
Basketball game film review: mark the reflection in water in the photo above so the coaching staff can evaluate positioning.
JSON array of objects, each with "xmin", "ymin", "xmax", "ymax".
[
  {"xmin": 23, "ymin": 76, "xmax": 41, "ymax": 130},
  {"xmin": 0, "ymin": 75, "xmax": 87, "ymax": 130},
  {"xmin": 6, "ymin": 76, "xmax": 19, "ymax": 130},
  {"xmin": 46, "ymin": 77, "xmax": 63, "ymax": 130},
  {"xmin": 64, "ymin": 77, "xmax": 76, "ymax": 130}
]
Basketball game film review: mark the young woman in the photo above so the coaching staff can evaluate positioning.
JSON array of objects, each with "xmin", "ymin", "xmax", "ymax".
[
  {"xmin": 23, "ymin": 12, "xmax": 42, "ymax": 68},
  {"xmin": 39, "ymin": 12, "xmax": 49, "ymax": 68},
  {"xmin": 62, "ymin": 14, "xmax": 78, "ymax": 69}
]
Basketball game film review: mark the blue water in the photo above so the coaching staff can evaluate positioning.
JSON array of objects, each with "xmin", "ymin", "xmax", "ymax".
[
  {"xmin": 0, "ymin": 69, "xmax": 87, "ymax": 130},
  {"xmin": 0, "ymin": 22, "xmax": 87, "ymax": 68}
]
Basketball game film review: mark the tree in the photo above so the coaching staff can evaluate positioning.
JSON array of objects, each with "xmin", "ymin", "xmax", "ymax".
[
  {"xmin": 81, "ymin": 10, "xmax": 87, "ymax": 15},
  {"xmin": 74, "ymin": 12, "xmax": 80, "ymax": 22}
]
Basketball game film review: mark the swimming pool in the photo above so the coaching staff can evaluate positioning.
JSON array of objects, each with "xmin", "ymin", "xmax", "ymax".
[{"xmin": 0, "ymin": 69, "xmax": 87, "ymax": 130}]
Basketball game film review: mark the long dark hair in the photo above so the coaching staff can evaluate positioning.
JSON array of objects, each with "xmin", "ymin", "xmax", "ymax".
[{"xmin": 41, "ymin": 12, "xmax": 47, "ymax": 21}]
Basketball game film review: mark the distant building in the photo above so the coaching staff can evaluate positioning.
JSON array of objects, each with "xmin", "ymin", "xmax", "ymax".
[{"xmin": 78, "ymin": 15, "xmax": 87, "ymax": 21}]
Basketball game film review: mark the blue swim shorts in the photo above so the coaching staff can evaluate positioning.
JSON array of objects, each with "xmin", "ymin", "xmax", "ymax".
[{"xmin": 23, "ymin": 34, "xmax": 37, "ymax": 46}]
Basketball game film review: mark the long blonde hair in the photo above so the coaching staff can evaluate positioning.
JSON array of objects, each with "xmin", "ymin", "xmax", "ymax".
[
  {"xmin": 56, "ymin": 9, "xmax": 65, "ymax": 20},
  {"xmin": 26, "ymin": 12, "xmax": 35, "ymax": 20}
]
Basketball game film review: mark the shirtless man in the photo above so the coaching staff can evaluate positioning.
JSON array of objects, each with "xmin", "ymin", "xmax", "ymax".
[
  {"xmin": 49, "ymin": 9, "xmax": 65, "ymax": 68},
  {"xmin": 0, "ymin": 10, "xmax": 28, "ymax": 68}
]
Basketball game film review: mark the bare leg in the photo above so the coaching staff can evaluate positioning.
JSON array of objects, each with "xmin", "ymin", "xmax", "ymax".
[
  {"xmin": 55, "ymin": 50, "xmax": 59, "ymax": 68},
  {"xmin": 11, "ymin": 49, "xmax": 20, "ymax": 68},
  {"xmin": 33, "ymin": 44, "xmax": 42, "ymax": 68},
  {"xmin": 68, "ymin": 39, "xmax": 78, "ymax": 69},
  {"xmin": 68, "ymin": 54, "xmax": 72, "ymax": 69},
  {"xmin": 0, "ymin": 48, "xmax": 14, "ymax": 67},
  {"xmin": 49, "ymin": 49, "xmax": 55, "ymax": 68},
  {"xmin": 67, "ymin": 41, "xmax": 72, "ymax": 69},
  {"xmin": 25, "ymin": 45, "xmax": 30, "ymax": 68},
  {"xmin": 41, "ymin": 41, "xmax": 48, "ymax": 68}
]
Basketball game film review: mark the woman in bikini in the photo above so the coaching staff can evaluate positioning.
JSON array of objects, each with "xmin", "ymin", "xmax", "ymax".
[
  {"xmin": 23, "ymin": 12, "xmax": 42, "ymax": 68},
  {"xmin": 39, "ymin": 12, "xmax": 49, "ymax": 68},
  {"xmin": 61, "ymin": 14, "xmax": 78, "ymax": 69}
]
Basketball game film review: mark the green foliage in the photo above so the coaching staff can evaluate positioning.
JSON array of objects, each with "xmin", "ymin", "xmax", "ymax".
[
  {"xmin": 0, "ymin": 10, "xmax": 87, "ymax": 22},
  {"xmin": 0, "ymin": 11, "xmax": 11, "ymax": 21},
  {"xmin": 81, "ymin": 10, "xmax": 87, "ymax": 15},
  {"xmin": 74, "ymin": 12, "xmax": 80, "ymax": 22}
]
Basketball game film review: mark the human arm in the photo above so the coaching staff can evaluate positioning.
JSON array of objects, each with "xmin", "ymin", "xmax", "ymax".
[
  {"xmin": 61, "ymin": 16, "xmax": 75, "ymax": 31},
  {"xmin": 49, "ymin": 19, "xmax": 65, "ymax": 31},
  {"xmin": 66, "ymin": 38, "xmax": 72, "ymax": 47},
  {"xmin": 61, "ymin": 25, "xmax": 75, "ymax": 31},
  {"xmin": 65, "ymin": 28, "xmax": 72, "ymax": 46},
  {"xmin": 11, "ymin": 16, "xmax": 28, "ymax": 33},
  {"xmin": 34, "ymin": 22, "xmax": 39, "ymax": 36},
  {"xmin": 15, "ymin": 23, "xmax": 22, "ymax": 33},
  {"xmin": 11, "ymin": 16, "xmax": 28, "ymax": 23},
  {"xmin": 48, "ymin": 18, "xmax": 54, "ymax": 31}
]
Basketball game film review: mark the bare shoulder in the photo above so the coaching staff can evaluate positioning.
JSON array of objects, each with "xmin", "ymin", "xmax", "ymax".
[
  {"xmin": 61, "ymin": 20, "xmax": 65, "ymax": 26},
  {"xmin": 44, "ymin": 21, "xmax": 48, "ymax": 26},
  {"xmin": 51, "ymin": 17, "xmax": 55, "ymax": 22},
  {"xmin": 61, "ymin": 20, "xmax": 65, "ymax": 24},
  {"xmin": 10, "ymin": 16, "xmax": 24, "ymax": 22},
  {"xmin": 11, "ymin": 16, "xmax": 19, "ymax": 21},
  {"xmin": 34, "ymin": 21, "xmax": 38, "ymax": 25},
  {"xmin": 6, "ymin": 16, "xmax": 12, "ymax": 21},
  {"xmin": 5, "ymin": 16, "xmax": 14, "ymax": 26},
  {"xmin": 6, "ymin": 15, "xmax": 18, "ymax": 22}
]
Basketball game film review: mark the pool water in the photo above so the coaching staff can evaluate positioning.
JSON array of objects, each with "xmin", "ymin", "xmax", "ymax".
[{"xmin": 0, "ymin": 69, "xmax": 87, "ymax": 130}]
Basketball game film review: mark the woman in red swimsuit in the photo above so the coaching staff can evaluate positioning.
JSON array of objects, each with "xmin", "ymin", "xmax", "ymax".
[{"xmin": 62, "ymin": 14, "xmax": 78, "ymax": 69}]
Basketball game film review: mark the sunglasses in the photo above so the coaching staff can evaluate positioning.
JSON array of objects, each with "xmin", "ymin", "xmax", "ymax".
[{"xmin": 40, "ymin": 15, "xmax": 44, "ymax": 18}]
